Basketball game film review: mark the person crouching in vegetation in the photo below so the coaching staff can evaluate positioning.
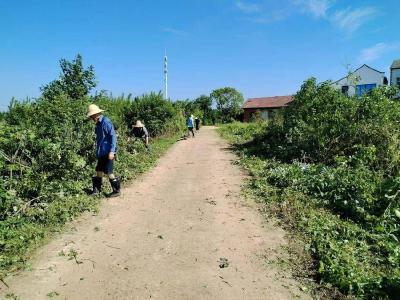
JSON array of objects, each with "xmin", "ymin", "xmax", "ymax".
[
  {"xmin": 131, "ymin": 120, "xmax": 150, "ymax": 150},
  {"xmin": 87, "ymin": 104, "xmax": 121, "ymax": 197},
  {"xmin": 186, "ymin": 114, "xmax": 195, "ymax": 138}
]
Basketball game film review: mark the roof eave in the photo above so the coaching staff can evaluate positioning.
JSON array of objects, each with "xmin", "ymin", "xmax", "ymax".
[{"xmin": 333, "ymin": 64, "xmax": 385, "ymax": 83}]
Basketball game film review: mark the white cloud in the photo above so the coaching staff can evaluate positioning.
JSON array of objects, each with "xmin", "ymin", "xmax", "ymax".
[
  {"xmin": 358, "ymin": 43, "xmax": 400, "ymax": 63},
  {"xmin": 162, "ymin": 28, "xmax": 186, "ymax": 36},
  {"xmin": 236, "ymin": 1, "xmax": 260, "ymax": 13},
  {"xmin": 331, "ymin": 7, "xmax": 377, "ymax": 33},
  {"xmin": 295, "ymin": 0, "xmax": 332, "ymax": 18},
  {"xmin": 234, "ymin": 1, "xmax": 378, "ymax": 35}
]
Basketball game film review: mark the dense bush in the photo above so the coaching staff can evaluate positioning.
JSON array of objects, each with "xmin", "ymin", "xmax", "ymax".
[
  {"xmin": 121, "ymin": 92, "xmax": 185, "ymax": 136},
  {"xmin": 219, "ymin": 79, "xmax": 400, "ymax": 298},
  {"xmin": 255, "ymin": 79, "xmax": 400, "ymax": 172}
]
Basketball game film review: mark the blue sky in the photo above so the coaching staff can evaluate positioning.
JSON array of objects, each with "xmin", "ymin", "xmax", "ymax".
[{"xmin": 0, "ymin": 0, "xmax": 399, "ymax": 110}]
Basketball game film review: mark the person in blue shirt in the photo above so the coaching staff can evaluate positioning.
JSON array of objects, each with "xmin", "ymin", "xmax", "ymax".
[
  {"xmin": 87, "ymin": 104, "xmax": 120, "ymax": 197},
  {"xmin": 187, "ymin": 114, "xmax": 195, "ymax": 138}
]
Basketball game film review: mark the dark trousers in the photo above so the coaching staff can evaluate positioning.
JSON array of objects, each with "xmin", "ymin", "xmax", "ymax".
[
  {"xmin": 95, "ymin": 156, "xmax": 114, "ymax": 174},
  {"xmin": 188, "ymin": 127, "xmax": 195, "ymax": 137}
]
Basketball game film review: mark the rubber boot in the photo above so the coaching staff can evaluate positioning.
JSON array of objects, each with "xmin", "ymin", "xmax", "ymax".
[
  {"xmin": 89, "ymin": 176, "xmax": 102, "ymax": 195},
  {"xmin": 108, "ymin": 177, "xmax": 121, "ymax": 197}
]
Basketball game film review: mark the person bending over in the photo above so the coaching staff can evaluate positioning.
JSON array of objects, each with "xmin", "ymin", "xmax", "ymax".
[{"xmin": 131, "ymin": 120, "xmax": 150, "ymax": 150}]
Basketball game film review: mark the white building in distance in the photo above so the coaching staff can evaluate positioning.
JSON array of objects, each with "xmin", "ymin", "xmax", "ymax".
[
  {"xmin": 390, "ymin": 59, "xmax": 400, "ymax": 86},
  {"xmin": 390, "ymin": 59, "xmax": 400, "ymax": 98},
  {"xmin": 332, "ymin": 64, "xmax": 387, "ymax": 96}
]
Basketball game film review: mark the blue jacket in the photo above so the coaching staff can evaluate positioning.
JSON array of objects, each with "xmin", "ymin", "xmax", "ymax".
[
  {"xmin": 95, "ymin": 116, "xmax": 117, "ymax": 157},
  {"xmin": 187, "ymin": 117, "xmax": 194, "ymax": 128}
]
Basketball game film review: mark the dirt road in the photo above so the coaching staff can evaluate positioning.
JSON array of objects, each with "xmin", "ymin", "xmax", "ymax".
[{"xmin": 1, "ymin": 127, "xmax": 309, "ymax": 300}]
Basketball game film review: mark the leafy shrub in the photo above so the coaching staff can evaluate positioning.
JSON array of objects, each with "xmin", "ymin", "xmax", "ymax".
[
  {"xmin": 122, "ymin": 92, "xmax": 185, "ymax": 136},
  {"xmin": 297, "ymin": 163, "xmax": 382, "ymax": 223},
  {"xmin": 253, "ymin": 79, "xmax": 400, "ymax": 174}
]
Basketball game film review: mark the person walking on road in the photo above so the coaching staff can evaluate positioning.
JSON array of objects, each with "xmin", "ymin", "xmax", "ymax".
[
  {"xmin": 87, "ymin": 104, "xmax": 121, "ymax": 197},
  {"xmin": 187, "ymin": 114, "xmax": 195, "ymax": 138},
  {"xmin": 131, "ymin": 120, "xmax": 150, "ymax": 150},
  {"xmin": 194, "ymin": 117, "xmax": 200, "ymax": 131}
]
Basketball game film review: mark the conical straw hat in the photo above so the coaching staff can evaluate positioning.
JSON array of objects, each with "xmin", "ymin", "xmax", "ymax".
[
  {"xmin": 133, "ymin": 120, "xmax": 144, "ymax": 128},
  {"xmin": 87, "ymin": 104, "xmax": 105, "ymax": 117}
]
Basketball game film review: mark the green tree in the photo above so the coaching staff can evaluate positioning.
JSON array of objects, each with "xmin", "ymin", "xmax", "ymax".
[
  {"xmin": 174, "ymin": 99, "xmax": 202, "ymax": 120},
  {"xmin": 194, "ymin": 95, "xmax": 212, "ymax": 124},
  {"xmin": 41, "ymin": 54, "xmax": 96, "ymax": 100},
  {"xmin": 210, "ymin": 87, "xmax": 243, "ymax": 123}
]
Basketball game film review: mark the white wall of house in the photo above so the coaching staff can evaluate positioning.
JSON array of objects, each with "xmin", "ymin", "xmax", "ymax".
[
  {"xmin": 391, "ymin": 68, "xmax": 400, "ymax": 98},
  {"xmin": 332, "ymin": 65, "xmax": 385, "ymax": 96},
  {"xmin": 391, "ymin": 68, "xmax": 400, "ymax": 86}
]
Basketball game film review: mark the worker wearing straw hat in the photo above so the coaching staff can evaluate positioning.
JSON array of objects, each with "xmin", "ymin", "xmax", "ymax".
[
  {"xmin": 131, "ymin": 120, "xmax": 150, "ymax": 150},
  {"xmin": 86, "ymin": 104, "xmax": 121, "ymax": 197}
]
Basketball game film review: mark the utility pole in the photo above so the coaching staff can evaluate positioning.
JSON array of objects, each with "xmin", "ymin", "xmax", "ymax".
[{"xmin": 164, "ymin": 51, "xmax": 168, "ymax": 100}]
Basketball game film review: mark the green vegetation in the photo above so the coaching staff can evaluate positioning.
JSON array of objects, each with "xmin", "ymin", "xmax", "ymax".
[
  {"xmin": 210, "ymin": 87, "xmax": 244, "ymax": 123},
  {"xmin": 46, "ymin": 291, "xmax": 59, "ymax": 298},
  {"xmin": 0, "ymin": 55, "xmax": 186, "ymax": 278},
  {"xmin": 41, "ymin": 54, "xmax": 96, "ymax": 101},
  {"xmin": 175, "ymin": 87, "xmax": 244, "ymax": 125},
  {"xmin": 219, "ymin": 79, "xmax": 400, "ymax": 299},
  {"xmin": 194, "ymin": 95, "xmax": 214, "ymax": 125}
]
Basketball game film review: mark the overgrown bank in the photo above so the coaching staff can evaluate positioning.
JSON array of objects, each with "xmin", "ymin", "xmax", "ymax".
[
  {"xmin": 0, "ymin": 93, "xmax": 186, "ymax": 278},
  {"xmin": 218, "ymin": 79, "xmax": 400, "ymax": 299}
]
